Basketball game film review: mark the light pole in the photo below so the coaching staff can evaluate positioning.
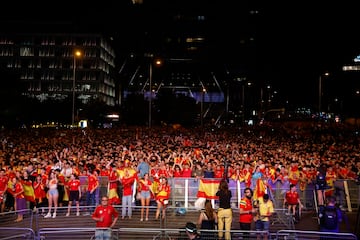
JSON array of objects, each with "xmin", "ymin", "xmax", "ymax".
[
  {"xmin": 148, "ymin": 57, "xmax": 162, "ymax": 128},
  {"xmin": 72, "ymin": 50, "xmax": 81, "ymax": 126},
  {"xmin": 318, "ymin": 72, "xmax": 329, "ymax": 113},
  {"xmin": 148, "ymin": 60, "xmax": 152, "ymax": 128}
]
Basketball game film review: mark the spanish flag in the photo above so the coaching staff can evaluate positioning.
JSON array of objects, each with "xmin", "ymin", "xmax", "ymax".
[
  {"xmin": 117, "ymin": 168, "xmax": 137, "ymax": 178},
  {"xmin": 23, "ymin": 184, "xmax": 36, "ymax": 202},
  {"xmin": 197, "ymin": 179, "xmax": 220, "ymax": 199},
  {"xmin": 253, "ymin": 178, "xmax": 266, "ymax": 201}
]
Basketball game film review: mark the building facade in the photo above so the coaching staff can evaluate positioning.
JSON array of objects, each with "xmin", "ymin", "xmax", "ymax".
[{"xmin": 0, "ymin": 33, "xmax": 117, "ymax": 107}]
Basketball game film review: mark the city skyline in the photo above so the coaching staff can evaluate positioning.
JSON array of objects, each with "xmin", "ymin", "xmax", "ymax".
[{"xmin": 1, "ymin": 1, "xmax": 359, "ymax": 111}]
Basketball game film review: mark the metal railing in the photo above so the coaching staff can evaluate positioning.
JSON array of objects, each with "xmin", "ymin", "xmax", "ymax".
[{"xmin": 79, "ymin": 176, "xmax": 360, "ymax": 211}]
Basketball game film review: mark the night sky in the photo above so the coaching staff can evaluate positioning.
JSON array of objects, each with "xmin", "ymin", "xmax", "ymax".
[{"xmin": 1, "ymin": 1, "xmax": 359, "ymax": 107}]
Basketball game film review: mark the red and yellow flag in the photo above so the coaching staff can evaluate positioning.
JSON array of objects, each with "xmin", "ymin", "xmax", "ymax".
[
  {"xmin": 197, "ymin": 179, "xmax": 220, "ymax": 199},
  {"xmin": 23, "ymin": 184, "xmax": 35, "ymax": 202},
  {"xmin": 253, "ymin": 178, "xmax": 266, "ymax": 201}
]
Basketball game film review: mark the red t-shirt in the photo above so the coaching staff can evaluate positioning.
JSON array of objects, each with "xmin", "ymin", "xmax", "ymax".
[
  {"xmin": 68, "ymin": 179, "xmax": 81, "ymax": 191},
  {"xmin": 88, "ymin": 175, "xmax": 99, "ymax": 192},
  {"xmin": 92, "ymin": 205, "xmax": 119, "ymax": 228},
  {"xmin": 285, "ymin": 191, "xmax": 299, "ymax": 205},
  {"xmin": 239, "ymin": 197, "xmax": 253, "ymax": 223}
]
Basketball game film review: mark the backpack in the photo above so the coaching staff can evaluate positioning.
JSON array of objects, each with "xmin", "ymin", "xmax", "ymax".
[{"xmin": 320, "ymin": 207, "xmax": 338, "ymax": 230}]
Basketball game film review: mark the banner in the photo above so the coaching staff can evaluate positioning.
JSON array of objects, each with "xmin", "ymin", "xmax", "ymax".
[{"xmin": 197, "ymin": 179, "xmax": 220, "ymax": 199}]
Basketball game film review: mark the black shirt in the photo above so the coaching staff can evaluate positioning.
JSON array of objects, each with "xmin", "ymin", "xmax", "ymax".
[{"xmin": 216, "ymin": 190, "xmax": 232, "ymax": 209}]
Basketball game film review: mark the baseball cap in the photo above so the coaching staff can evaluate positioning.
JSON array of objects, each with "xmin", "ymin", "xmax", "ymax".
[{"xmin": 185, "ymin": 222, "xmax": 197, "ymax": 233}]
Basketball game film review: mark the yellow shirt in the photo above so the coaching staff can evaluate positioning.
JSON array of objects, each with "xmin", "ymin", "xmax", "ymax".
[{"xmin": 258, "ymin": 198, "xmax": 274, "ymax": 222}]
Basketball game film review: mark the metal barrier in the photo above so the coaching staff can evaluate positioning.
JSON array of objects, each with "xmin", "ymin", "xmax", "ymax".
[
  {"xmin": 0, "ymin": 227, "xmax": 35, "ymax": 240},
  {"xmin": 78, "ymin": 176, "xmax": 360, "ymax": 211},
  {"xmin": 276, "ymin": 230, "xmax": 358, "ymax": 240},
  {"xmin": 37, "ymin": 227, "xmax": 120, "ymax": 240},
  {"xmin": 0, "ymin": 227, "xmax": 357, "ymax": 240}
]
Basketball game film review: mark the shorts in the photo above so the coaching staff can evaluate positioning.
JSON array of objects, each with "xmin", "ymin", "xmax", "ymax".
[
  {"xmin": 69, "ymin": 191, "xmax": 80, "ymax": 201},
  {"xmin": 48, "ymin": 188, "xmax": 59, "ymax": 196},
  {"xmin": 140, "ymin": 190, "xmax": 151, "ymax": 199},
  {"xmin": 255, "ymin": 220, "xmax": 270, "ymax": 231}
]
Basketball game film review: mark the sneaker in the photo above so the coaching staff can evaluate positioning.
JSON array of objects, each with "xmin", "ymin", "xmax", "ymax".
[
  {"xmin": 76, "ymin": 212, "xmax": 80, "ymax": 216},
  {"xmin": 52, "ymin": 213, "xmax": 56, "ymax": 218},
  {"xmin": 66, "ymin": 212, "xmax": 70, "ymax": 217},
  {"xmin": 44, "ymin": 213, "xmax": 51, "ymax": 218},
  {"xmin": 145, "ymin": 218, "xmax": 148, "ymax": 221},
  {"xmin": 140, "ymin": 218, "xmax": 143, "ymax": 222}
]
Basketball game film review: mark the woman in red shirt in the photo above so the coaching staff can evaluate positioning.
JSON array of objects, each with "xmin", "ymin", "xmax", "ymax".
[
  {"xmin": 33, "ymin": 175, "xmax": 46, "ymax": 214},
  {"xmin": 66, "ymin": 173, "xmax": 81, "ymax": 216},
  {"xmin": 138, "ymin": 173, "xmax": 152, "ymax": 221},
  {"xmin": 9, "ymin": 176, "xmax": 26, "ymax": 222},
  {"xmin": 155, "ymin": 177, "xmax": 171, "ymax": 220}
]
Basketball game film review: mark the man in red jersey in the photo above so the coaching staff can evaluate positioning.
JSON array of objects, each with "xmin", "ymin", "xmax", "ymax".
[
  {"xmin": 92, "ymin": 196, "xmax": 119, "ymax": 240},
  {"xmin": 239, "ymin": 187, "xmax": 255, "ymax": 239}
]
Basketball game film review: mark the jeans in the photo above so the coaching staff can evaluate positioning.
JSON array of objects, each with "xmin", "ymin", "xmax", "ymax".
[
  {"xmin": 86, "ymin": 191, "xmax": 96, "ymax": 211},
  {"xmin": 95, "ymin": 228, "xmax": 111, "ymax": 240},
  {"xmin": 122, "ymin": 195, "xmax": 132, "ymax": 217}
]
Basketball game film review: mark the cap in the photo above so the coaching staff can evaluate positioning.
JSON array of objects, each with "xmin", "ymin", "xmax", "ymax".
[{"xmin": 185, "ymin": 222, "xmax": 197, "ymax": 233}]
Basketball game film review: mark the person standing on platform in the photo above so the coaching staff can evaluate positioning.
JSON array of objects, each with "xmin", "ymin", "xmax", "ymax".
[
  {"xmin": 9, "ymin": 177, "xmax": 26, "ymax": 222},
  {"xmin": 66, "ymin": 173, "xmax": 81, "ymax": 216},
  {"xmin": 254, "ymin": 194, "xmax": 274, "ymax": 240},
  {"xmin": 44, "ymin": 171, "xmax": 59, "ymax": 218},
  {"xmin": 85, "ymin": 169, "xmax": 99, "ymax": 215},
  {"xmin": 216, "ymin": 179, "xmax": 232, "ymax": 240},
  {"xmin": 138, "ymin": 173, "xmax": 152, "ymax": 221},
  {"xmin": 92, "ymin": 196, "xmax": 119, "ymax": 240},
  {"xmin": 155, "ymin": 176, "xmax": 171, "ymax": 220},
  {"xmin": 239, "ymin": 187, "xmax": 255, "ymax": 239},
  {"xmin": 120, "ymin": 169, "xmax": 135, "ymax": 219}
]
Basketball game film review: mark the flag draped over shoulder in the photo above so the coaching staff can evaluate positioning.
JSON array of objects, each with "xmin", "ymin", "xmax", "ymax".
[
  {"xmin": 253, "ymin": 178, "xmax": 266, "ymax": 201},
  {"xmin": 197, "ymin": 179, "xmax": 220, "ymax": 199}
]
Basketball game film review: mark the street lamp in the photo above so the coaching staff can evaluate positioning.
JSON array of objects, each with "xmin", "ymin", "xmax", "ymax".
[
  {"xmin": 148, "ymin": 58, "xmax": 162, "ymax": 128},
  {"xmin": 318, "ymin": 72, "xmax": 329, "ymax": 113},
  {"xmin": 148, "ymin": 60, "xmax": 152, "ymax": 128},
  {"xmin": 72, "ymin": 50, "xmax": 81, "ymax": 126}
]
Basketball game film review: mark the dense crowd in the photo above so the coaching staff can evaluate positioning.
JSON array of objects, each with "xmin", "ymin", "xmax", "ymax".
[{"xmin": 0, "ymin": 122, "xmax": 360, "ymax": 222}]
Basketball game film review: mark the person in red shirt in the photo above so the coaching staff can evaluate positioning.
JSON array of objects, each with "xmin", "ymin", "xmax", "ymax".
[
  {"xmin": 107, "ymin": 166, "xmax": 120, "ymax": 205},
  {"xmin": 155, "ymin": 177, "xmax": 171, "ymax": 220},
  {"xmin": 120, "ymin": 169, "xmax": 135, "ymax": 219},
  {"xmin": 86, "ymin": 169, "xmax": 99, "ymax": 215},
  {"xmin": 239, "ymin": 187, "xmax": 255, "ymax": 239},
  {"xmin": 66, "ymin": 173, "xmax": 81, "ymax": 216},
  {"xmin": 181, "ymin": 162, "xmax": 193, "ymax": 178},
  {"xmin": 33, "ymin": 175, "xmax": 46, "ymax": 214},
  {"xmin": 92, "ymin": 196, "xmax": 119, "ymax": 240},
  {"xmin": 214, "ymin": 164, "xmax": 224, "ymax": 179},
  {"xmin": 0, "ymin": 169, "xmax": 8, "ymax": 212},
  {"xmin": 138, "ymin": 173, "xmax": 152, "ymax": 221},
  {"xmin": 8, "ymin": 176, "xmax": 26, "ymax": 222},
  {"xmin": 283, "ymin": 184, "xmax": 303, "ymax": 222}
]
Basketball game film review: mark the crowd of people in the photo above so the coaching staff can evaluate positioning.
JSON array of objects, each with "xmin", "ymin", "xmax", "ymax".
[{"xmin": 0, "ymin": 122, "xmax": 359, "ymax": 239}]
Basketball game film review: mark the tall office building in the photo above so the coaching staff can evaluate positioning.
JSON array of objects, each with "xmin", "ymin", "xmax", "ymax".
[{"xmin": 0, "ymin": 33, "xmax": 117, "ymax": 107}]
